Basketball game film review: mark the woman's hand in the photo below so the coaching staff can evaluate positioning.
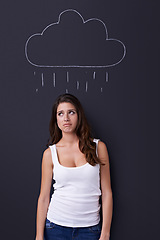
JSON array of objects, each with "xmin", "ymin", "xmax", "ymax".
[
  {"xmin": 99, "ymin": 234, "xmax": 110, "ymax": 240},
  {"xmin": 35, "ymin": 237, "xmax": 44, "ymax": 240}
]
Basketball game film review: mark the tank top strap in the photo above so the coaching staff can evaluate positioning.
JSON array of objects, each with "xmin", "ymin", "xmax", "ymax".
[
  {"xmin": 49, "ymin": 144, "xmax": 59, "ymax": 165},
  {"xmin": 93, "ymin": 138, "xmax": 100, "ymax": 156}
]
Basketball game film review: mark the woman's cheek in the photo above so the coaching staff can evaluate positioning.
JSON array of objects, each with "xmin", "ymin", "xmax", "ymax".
[{"xmin": 57, "ymin": 120, "xmax": 62, "ymax": 130}]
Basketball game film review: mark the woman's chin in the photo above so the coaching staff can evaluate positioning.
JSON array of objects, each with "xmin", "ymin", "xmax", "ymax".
[{"xmin": 62, "ymin": 129, "xmax": 76, "ymax": 134}]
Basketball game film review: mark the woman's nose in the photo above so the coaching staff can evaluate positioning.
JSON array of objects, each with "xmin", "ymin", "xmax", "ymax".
[{"xmin": 64, "ymin": 113, "xmax": 69, "ymax": 121}]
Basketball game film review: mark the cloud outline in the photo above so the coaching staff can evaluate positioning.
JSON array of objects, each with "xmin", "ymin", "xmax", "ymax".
[{"xmin": 25, "ymin": 9, "xmax": 126, "ymax": 68}]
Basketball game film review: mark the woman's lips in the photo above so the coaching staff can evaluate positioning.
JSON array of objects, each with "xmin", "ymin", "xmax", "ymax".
[{"xmin": 63, "ymin": 124, "xmax": 71, "ymax": 126}]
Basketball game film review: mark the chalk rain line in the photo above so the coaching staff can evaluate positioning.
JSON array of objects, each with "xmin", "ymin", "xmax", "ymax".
[
  {"xmin": 93, "ymin": 71, "xmax": 96, "ymax": 79},
  {"xmin": 106, "ymin": 72, "xmax": 109, "ymax": 82},
  {"xmin": 77, "ymin": 81, "xmax": 79, "ymax": 90},
  {"xmin": 34, "ymin": 71, "xmax": 109, "ymax": 93},
  {"xmin": 66, "ymin": 72, "xmax": 69, "ymax": 82},
  {"xmin": 41, "ymin": 73, "xmax": 44, "ymax": 86},
  {"xmin": 85, "ymin": 81, "xmax": 88, "ymax": 92},
  {"xmin": 53, "ymin": 73, "xmax": 56, "ymax": 87},
  {"xmin": 66, "ymin": 72, "xmax": 69, "ymax": 93},
  {"xmin": 33, "ymin": 71, "xmax": 38, "ymax": 92}
]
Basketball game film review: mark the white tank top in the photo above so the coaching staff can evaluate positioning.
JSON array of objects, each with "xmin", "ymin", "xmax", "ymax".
[{"xmin": 47, "ymin": 139, "xmax": 101, "ymax": 227}]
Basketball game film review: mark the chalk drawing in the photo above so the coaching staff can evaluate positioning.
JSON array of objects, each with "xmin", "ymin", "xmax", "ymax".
[
  {"xmin": 41, "ymin": 73, "xmax": 44, "ymax": 86},
  {"xmin": 53, "ymin": 73, "xmax": 56, "ymax": 87},
  {"xmin": 106, "ymin": 72, "xmax": 108, "ymax": 82},
  {"xmin": 77, "ymin": 81, "xmax": 79, "ymax": 89},
  {"xmin": 93, "ymin": 72, "xmax": 96, "ymax": 79},
  {"xmin": 26, "ymin": 9, "xmax": 126, "ymax": 94},
  {"xmin": 66, "ymin": 72, "xmax": 69, "ymax": 82},
  {"xmin": 85, "ymin": 81, "xmax": 88, "ymax": 92},
  {"xmin": 25, "ymin": 9, "xmax": 126, "ymax": 68}
]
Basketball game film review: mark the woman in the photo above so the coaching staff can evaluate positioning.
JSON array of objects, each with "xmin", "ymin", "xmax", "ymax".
[{"xmin": 35, "ymin": 93, "xmax": 113, "ymax": 240}]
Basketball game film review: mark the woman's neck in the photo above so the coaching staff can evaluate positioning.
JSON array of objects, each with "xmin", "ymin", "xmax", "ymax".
[{"xmin": 60, "ymin": 132, "xmax": 79, "ymax": 146}]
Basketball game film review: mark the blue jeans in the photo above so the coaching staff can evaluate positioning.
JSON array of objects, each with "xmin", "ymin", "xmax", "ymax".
[{"xmin": 44, "ymin": 219, "xmax": 101, "ymax": 240}]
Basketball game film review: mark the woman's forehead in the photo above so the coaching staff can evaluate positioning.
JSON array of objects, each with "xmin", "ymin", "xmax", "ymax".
[{"xmin": 57, "ymin": 102, "xmax": 76, "ymax": 111}]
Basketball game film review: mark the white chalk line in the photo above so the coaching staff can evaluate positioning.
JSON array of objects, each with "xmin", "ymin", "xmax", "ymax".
[
  {"xmin": 106, "ymin": 72, "xmax": 108, "ymax": 82},
  {"xmin": 77, "ymin": 81, "xmax": 79, "ymax": 90},
  {"xmin": 41, "ymin": 73, "xmax": 44, "ymax": 86},
  {"xmin": 93, "ymin": 71, "xmax": 96, "ymax": 79},
  {"xmin": 25, "ymin": 9, "xmax": 126, "ymax": 68},
  {"xmin": 67, "ymin": 71, "xmax": 69, "ymax": 82},
  {"xmin": 53, "ymin": 73, "xmax": 56, "ymax": 87},
  {"xmin": 85, "ymin": 81, "xmax": 88, "ymax": 92}
]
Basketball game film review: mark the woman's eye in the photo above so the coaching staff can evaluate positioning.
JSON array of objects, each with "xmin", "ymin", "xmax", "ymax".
[
  {"xmin": 57, "ymin": 111, "xmax": 75, "ymax": 116},
  {"xmin": 69, "ymin": 111, "xmax": 75, "ymax": 114}
]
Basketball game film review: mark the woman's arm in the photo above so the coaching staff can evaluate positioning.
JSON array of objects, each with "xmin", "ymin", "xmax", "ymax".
[
  {"xmin": 35, "ymin": 148, "xmax": 53, "ymax": 240},
  {"xmin": 98, "ymin": 141, "xmax": 113, "ymax": 240}
]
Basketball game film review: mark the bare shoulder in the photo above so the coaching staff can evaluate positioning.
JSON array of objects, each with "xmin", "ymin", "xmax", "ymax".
[
  {"xmin": 97, "ymin": 141, "xmax": 109, "ymax": 164},
  {"xmin": 43, "ymin": 147, "xmax": 52, "ymax": 157},
  {"xmin": 97, "ymin": 140, "xmax": 108, "ymax": 153},
  {"xmin": 42, "ymin": 147, "xmax": 53, "ymax": 167}
]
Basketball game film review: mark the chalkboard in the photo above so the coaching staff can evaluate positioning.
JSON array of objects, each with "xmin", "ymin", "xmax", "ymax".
[{"xmin": 0, "ymin": 1, "xmax": 159, "ymax": 239}]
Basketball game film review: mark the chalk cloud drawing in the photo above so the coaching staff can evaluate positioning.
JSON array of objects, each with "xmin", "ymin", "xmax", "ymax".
[
  {"xmin": 25, "ymin": 9, "xmax": 126, "ymax": 68},
  {"xmin": 25, "ymin": 9, "xmax": 126, "ymax": 93}
]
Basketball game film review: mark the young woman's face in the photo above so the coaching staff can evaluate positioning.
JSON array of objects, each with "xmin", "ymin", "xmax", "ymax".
[{"xmin": 56, "ymin": 102, "xmax": 78, "ymax": 133}]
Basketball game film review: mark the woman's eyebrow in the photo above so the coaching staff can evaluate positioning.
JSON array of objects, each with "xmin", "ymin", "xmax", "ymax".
[{"xmin": 57, "ymin": 108, "xmax": 76, "ymax": 113}]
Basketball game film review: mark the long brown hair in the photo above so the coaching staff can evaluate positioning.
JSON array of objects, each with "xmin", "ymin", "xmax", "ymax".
[{"xmin": 47, "ymin": 93, "xmax": 102, "ymax": 166}]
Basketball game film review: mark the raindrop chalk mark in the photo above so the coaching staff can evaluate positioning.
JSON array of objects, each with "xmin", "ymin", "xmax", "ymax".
[
  {"xmin": 101, "ymin": 87, "xmax": 103, "ymax": 92},
  {"xmin": 41, "ymin": 73, "xmax": 44, "ymax": 86},
  {"xmin": 85, "ymin": 81, "xmax": 88, "ymax": 92},
  {"xmin": 36, "ymin": 88, "xmax": 38, "ymax": 92},
  {"xmin": 106, "ymin": 72, "xmax": 109, "ymax": 82},
  {"xmin": 53, "ymin": 73, "xmax": 56, "ymax": 87},
  {"xmin": 77, "ymin": 81, "xmax": 79, "ymax": 90},
  {"xmin": 93, "ymin": 72, "xmax": 96, "ymax": 79},
  {"xmin": 67, "ymin": 72, "xmax": 69, "ymax": 83},
  {"xmin": 33, "ymin": 71, "xmax": 36, "ymax": 75},
  {"xmin": 66, "ymin": 89, "xmax": 68, "ymax": 93}
]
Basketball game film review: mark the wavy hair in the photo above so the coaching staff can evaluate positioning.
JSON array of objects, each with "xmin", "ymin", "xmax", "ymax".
[{"xmin": 47, "ymin": 93, "xmax": 102, "ymax": 166}]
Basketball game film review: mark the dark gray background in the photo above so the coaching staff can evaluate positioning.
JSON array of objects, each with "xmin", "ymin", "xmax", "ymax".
[{"xmin": 0, "ymin": 1, "xmax": 159, "ymax": 239}]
